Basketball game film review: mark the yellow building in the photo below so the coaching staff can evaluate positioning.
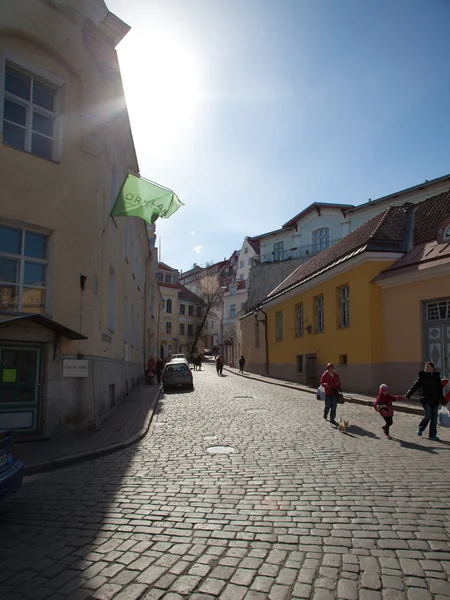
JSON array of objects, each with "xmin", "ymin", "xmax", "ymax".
[
  {"xmin": 241, "ymin": 192, "xmax": 450, "ymax": 394},
  {"xmin": 156, "ymin": 263, "xmax": 204, "ymax": 359},
  {"xmin": 0, "ymin": 0, "xmax": 158, "ymax": 436}
]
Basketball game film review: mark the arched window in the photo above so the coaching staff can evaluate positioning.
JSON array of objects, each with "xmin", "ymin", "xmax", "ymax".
[{"xmin": 166, "ymin": 299, "xmax": 172, "ymax": 313}]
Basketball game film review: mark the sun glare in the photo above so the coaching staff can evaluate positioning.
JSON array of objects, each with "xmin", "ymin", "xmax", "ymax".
[{"xmin": 117, "ymin": 27, "xmax": 203, "ymax": 152}]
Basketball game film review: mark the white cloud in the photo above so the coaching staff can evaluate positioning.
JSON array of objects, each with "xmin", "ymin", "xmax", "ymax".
[
  {"xmin": 191, "ymin": 230, "xmax": 195, "ymax": 235},
  {"xmin": 193, "ymin": 245, "xmax": 203, "ymax": 254}
]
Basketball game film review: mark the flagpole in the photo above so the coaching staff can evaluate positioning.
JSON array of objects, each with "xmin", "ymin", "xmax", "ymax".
[{"xmin": 101, "ymin": 172, "xmax": 130, "ymax": 236}]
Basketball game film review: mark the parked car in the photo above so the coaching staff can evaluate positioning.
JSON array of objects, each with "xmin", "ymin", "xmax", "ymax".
[
  {"xmin": 171, "ymin": 353, "xmax": 187, "ymax": 361},
  {"xmin": 0, "ymin": 430, "xmax": 24, "ymax": 504},
  {"xmin": 162, "ymin": 360, "xmax": 194, "ymax": 391}
]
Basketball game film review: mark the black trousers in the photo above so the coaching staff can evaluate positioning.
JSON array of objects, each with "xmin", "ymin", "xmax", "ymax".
[{"xmin": 383, "ymin": 416, "xmax": 393, "ymax": 433}]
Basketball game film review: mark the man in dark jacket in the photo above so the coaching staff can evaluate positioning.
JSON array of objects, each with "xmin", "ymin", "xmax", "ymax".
[{"xmin": 406, "ymin": 361, "xmax": 445, "ymax": 441}]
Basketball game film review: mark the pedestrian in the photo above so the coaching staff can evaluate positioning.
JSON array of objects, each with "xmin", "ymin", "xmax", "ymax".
[
  {"xmin": 146, "ymin": 356, "xmax": 156, "ymax": 384},
  {"xmin": 216, "ymin": 354, "xmax": 224, "ymax": 376},
  {"xmin": 320, "ymin": 363, "xmax": 341, "ymax": 425},
  {"xmin": 238, "ymin": 355, "xmax": 246, "ymax": 374},
  {"xmin": 155, "ymin": 357, "xmax": 164, "ymax": 385},
  {"xmin": 405, "ymin": 361, "xmax": 445, "ymax": 441},
  {"xmin": 374, "ymin": 384, "xmax": 407, "ymax": 439}
]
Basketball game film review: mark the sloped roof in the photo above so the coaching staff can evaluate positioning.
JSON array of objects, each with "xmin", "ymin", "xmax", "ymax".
[
  {"xmin": 266, "ymin": 190, "xmax": 450, "ymax": 302},
  {"xmin": 158, "ymin": 262, "xmax": 179, "ymax": 273},
  {"xmin": 178, "ymin": 284, "xmax": 204, "ymax": 304},
  {"xmin": 375, "ymin": 241, "xmax": 450, "ymax": 282},
  {"xmin": 267, "ymin": 207, "xmax": 409, "ymax": 299},
  {"xmin": 282, "ymin": 202, "xmax": 354, "ymax": 229},
  {"xmin": 247, "ymin": 238, "xmax": 260, "ymax": 255}
]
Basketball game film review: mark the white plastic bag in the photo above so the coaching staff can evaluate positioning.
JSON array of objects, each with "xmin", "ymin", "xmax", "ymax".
[
  {"xmin": 439, "ymin": 406, "xmax": 450, "ymax": 428},
  {"xmin": 317, "ymin": 385, "xmax": 326, "ymax": 401}
]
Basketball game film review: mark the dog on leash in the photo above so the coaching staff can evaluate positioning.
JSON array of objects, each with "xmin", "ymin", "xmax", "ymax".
[{"xmin": 338, "ymin": 418, "xmax": 349, "ymax": 433}]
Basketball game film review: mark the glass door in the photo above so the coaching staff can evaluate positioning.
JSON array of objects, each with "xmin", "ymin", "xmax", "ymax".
[{"xmin": 0, "ymin": 344, "xmax": 42, "ymax": 433}]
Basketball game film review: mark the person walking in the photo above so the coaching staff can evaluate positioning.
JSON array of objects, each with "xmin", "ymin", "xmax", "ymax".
[
  {"xmin": 155, "ymin": 358, "xmax": 164, "ymax": 385},
  {"xmin": 216, "ymin": 354, "xmax": 224, "ymax": 376},
  {"xmin": 406, "ymin": 361, "xmax": 445, "ymax": 441},
  {"xmin": 238, "ymin": 355, "xmax": 246, "ymax": 374},
  {"xmin": 320, "ymin": 363, "xmax": 341, "ymax": 426},
  {"xmin": 374, "ymin": 384, "xmax": 407, "ymax": 439}
]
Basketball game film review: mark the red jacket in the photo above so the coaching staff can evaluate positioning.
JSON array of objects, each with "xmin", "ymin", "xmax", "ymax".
[
  {"xmin": 374, "ymin": 392, "xmax": 405, "ymax": 418},
  {"xmin": 320, "ymin": 370, "xmax": 341, "ymax": 395}
]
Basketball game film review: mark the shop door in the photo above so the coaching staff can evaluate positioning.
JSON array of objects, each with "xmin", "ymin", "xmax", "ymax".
[
  {"xmin": 0, "ymin": 344, "xmax": 43, "ymax": 434},
  {"xmin": 426, "ymin": 324, "xmax": 450, "ymax": 379}
]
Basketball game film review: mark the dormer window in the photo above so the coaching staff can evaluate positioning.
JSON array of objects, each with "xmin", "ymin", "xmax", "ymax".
[{"xmin": 444, "ymin": 224, "xmax": 450, "ymax": 241}]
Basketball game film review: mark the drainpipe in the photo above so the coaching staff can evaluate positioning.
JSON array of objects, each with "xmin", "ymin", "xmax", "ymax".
[{"xmin": 255, "ymin": 306, "xmax": 269, "ymax": 375}]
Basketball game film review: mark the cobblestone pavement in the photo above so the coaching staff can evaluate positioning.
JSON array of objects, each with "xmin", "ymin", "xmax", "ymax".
[{"xmin": 1, "ymin": 364, "xmax": 450, "ymax": 600}]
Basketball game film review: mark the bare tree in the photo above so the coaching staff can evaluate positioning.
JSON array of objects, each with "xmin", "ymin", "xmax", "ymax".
[{"xmin": 189, "ymin": 269, "xmax": 226, "ymax": 357}]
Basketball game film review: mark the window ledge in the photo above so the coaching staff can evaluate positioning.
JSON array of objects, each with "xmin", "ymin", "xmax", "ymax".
[{"xmin": 2, "ymin": 141, "xmax": 60, "ymax": 164}]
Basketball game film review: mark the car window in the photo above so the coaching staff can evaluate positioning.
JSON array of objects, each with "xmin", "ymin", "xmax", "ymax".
[{"xmin": 166, "ymin": 364, "xmax": 189, "ymax": 373}]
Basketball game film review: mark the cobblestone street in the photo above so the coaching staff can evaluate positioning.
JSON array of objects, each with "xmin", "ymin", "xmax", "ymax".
[{"xmin": 1, "ymin": 363, "xmax": 450, "ymax": 600}]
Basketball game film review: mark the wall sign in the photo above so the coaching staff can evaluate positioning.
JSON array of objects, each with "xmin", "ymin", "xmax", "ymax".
[{"xmin": 63, "ymin": 359, "xmax": 89, "ymax": 378}]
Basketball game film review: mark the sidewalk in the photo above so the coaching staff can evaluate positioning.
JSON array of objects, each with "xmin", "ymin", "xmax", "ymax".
[
  {"xmin": 224, "ymin": 365, "xmax": 423, "ymax": 415},
  {"xmin": 16, "ymin": 383, "xmax": 161, "ymax": 476}
]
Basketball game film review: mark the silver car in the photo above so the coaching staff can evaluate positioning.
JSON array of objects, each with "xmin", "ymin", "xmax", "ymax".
[{"xmin": 162, "ymin": 360, "xmax": 194, "ymax": 391}]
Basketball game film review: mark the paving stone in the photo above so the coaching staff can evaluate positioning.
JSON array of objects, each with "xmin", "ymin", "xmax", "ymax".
[
  {"xmin": 231, "ymin": 569, "xmax": 256, "ymax": 586},
  {"xmin": 198, "ymin": 578, "xmax": 226, "ymax": 595},
  {"xmin": 268, "ymin": 585, "xmax": 290, "ymax": 600},
  {"xmin": 169, "ymin": 575, "xmax": 202, "ymax": 594},
  {"xmin": 337, "ymin": 578, "xmax": 358, "ymax": 600},
  {"xmin": 220, "ymin": 583, "xmax": 247, "ymax": 600},
  {"xmin": 407, "ymin": 590, "xmax": 432, "ymax": 600},
  {"xmin": 293, "ymin": 583, "xmax": 312, "ymax": 599}
]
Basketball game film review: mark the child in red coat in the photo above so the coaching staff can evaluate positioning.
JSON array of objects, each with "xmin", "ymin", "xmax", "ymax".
[{"xmin": 374, "ymin": 384, "xmax": 407, "ymax": 438}]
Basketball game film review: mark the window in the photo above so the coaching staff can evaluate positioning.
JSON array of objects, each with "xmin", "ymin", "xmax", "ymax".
[
  {"xmin": 248, "ymin": 258, "xmax": 252, "ymax": 266},
  {"xmin": 339, "ymin": 285, "xmax": 350, "ymax": 328},
  {"xmin": 168, "ymin": 344, "xmax": 172, "ymax": 356},
  {"xmin": 244, "ymin": 247, "xmax": 249, "ymax": 254},
  {"xmin": 3, "ymin": 64, "xmax": 58, "ymax": 160},
  {"xmin": 339, "ymin": 354, "xmax": 348, "ymax": 365},
  {"xmin": 276, "ymin": 311, "xmax": 283, "ymax": 341},
  {"xmin": 273, "ymin": 241, "xmax": 284, "ymax": 261},
  {"xmin": 312, "ymin": 228, "xmax": 330, "ymax": 253},
  {"xmin": 166, "ymin": 321, "xmax": 172, "ymax": 335},
  {"xmin": 0, "ymin": 224, "xmax": 48, "ymax": 312},
  {"xmin": 427, "ymin": 300, "xmax": 450, "ymax": 321},
  {"xmin": 156, "ymin": 271, "xmax": 164, "ymax": 282},
  {"xmin": 240, "ymin": 260, "xmax": 244, "ymax": 269},
  {"xmin": 230, "ymin": 285, "xmax": 236, "ymax": 296},
  {"xmin": 164, "ymin": 273, "xmax": 172, "ymax": 283},
  {"xmin": 179, "ymin": 323, "xmax": 185, "ymax": 336},
  {"xmin": 166, "ymin": 298, "xmax": 172, "ymax": 313},
  {"xmin": 108, "ymin": 266, "xmax": 116, "ymax": 332},
  {"xmin": 296, "ymin": 354, "xmax": 304, "ymax": 374},
  {"xmin": 212, "ymin": 321, "xmax": 215, "ymax": 330},
  {"xmin": 188, "ymin": 305, "xmax": 194, "ymax": 316},
  {"xmin": 295, "ymin": 303, "xmax": 303, "ymax": 337},
  {"xmin": 188, "ymin": 324, "xmax": 194, "ymax": 336},
  {"xmin": 239, "ymin": 274, "xmax": 244, "ymax": 280},
  {"xmin": 180, "ymin": 303, "xmax": 185, "ymax": 315},
  {"xmin": 230, "ymin": 304, "xmax": 236, "ymax": 318},
  {"xmin": 315, "ymin": 295, "xmax": 324, "ymax": 333},
  {"xmin": 196, "ymin": 306, "xmax": 202, "ymax": 317},
  {"xmin": 444, "ymin": 225, "xmax": 450, "ymax": 241},
  {"xmin": 205, "ymin": 321, "xmax": 209, "ymax": 331},
  {"xmin": 255, "ymin": 321, "xmax": 260, "ymax": 348}
]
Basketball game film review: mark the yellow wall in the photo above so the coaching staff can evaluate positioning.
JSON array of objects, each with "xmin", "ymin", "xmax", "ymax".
[
  {"xmin": 381, "ymin": 275, "xmax": 450, "ymax": 363},
  {"xmin": 266, "ymin": 260, "xmax": 394, "ymax": 367}
]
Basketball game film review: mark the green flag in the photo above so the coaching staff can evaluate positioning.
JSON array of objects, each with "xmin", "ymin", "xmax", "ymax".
[{"xmin": 111, "ymin": 173, "xmax": 184, "ymax": 225}]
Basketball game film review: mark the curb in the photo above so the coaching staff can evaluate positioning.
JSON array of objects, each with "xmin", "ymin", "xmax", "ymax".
[
  {"xmin": 23, "ymin": 388, "xmax": 161, "ymax": 477},
  {"xmin": 223, "ymin": 367, "xmax": 423, "ymax": 416}
]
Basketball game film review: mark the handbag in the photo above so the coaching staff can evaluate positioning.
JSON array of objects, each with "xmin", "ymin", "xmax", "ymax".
[
  {"xmin": 337, "ymin": 392, "xmax": 345, "ymax": 405},
  {"xmin": 438, "ymin": 406, "xmax": 450, "ymax": 427}
]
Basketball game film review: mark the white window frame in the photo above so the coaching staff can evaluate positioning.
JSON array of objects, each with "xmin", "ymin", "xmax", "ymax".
[
  {"xmin": 179, "ymin": 323, "xmax": 185, "ymax": 336},
  {"xmin": 166, "ymin": 321, "xmax": 172, "ymax": 335},
  {"xmin": 240, "ymin": 260, "xmax": 244, "ymax": 269},
  {"xmin": 312, "ymin": 228, "xmax": 331, "ymax": 253},
  {"xmin": 315, "ymin": 295, "xmax": 324, "ymax": 333},
  {"xmin": 180, "ymin": 303, "xmax": 185, "ymax": 315},
  {"xmin": 339, "ymin": 285, "xmax": 350, "ymax": 328},
  {"xmin": 188, "ymin": 324, "xmax": 194, "ymax": 337},
  {"xmin": 166, "ymin": 298, "xmax": 173, "ymax": 314},
  {"xmin": 230, "ymin": 304, "xmax": 236, "ymax": 319},
  {"xmin": 296, "ymin": 303, "xmax": 304, "ymax": 337},
  {"xmin": 273, "ymin": 241, "xmax": 284, "ymax": 261},
  {"xmin": 244, "ymin": 247, "xmax": 249, "ymax": 254},
  {"xmin": 1, "ymin": 53, "xmax": 65, "ymax": 161},
  {"xmin": 230, "ymin": 285, "xmax": 237, "ymax": 296},
  {"xmin": 0, "ymin": 222, "xmax": 50, "ymax": 313}
]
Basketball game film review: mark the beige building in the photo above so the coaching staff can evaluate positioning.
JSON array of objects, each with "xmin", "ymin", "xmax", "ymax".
[
  {"xmin": 156, "ymin": 263, "xmax": 204, "ymax": 359},
  {"xmin": 0, "ymin": 0, "xmax": 159, "ymax": 436}
]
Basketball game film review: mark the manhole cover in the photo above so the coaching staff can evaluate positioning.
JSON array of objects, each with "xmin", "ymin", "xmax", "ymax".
[
  {"xmin": 206, "ymin": 445, "xmax": 237, "ymax": 454},
  {"xmin": 246, "ymin": 408, "xmax": 269, "ymax": 414},
  {"xmin": 203, "ymin": 435, "xmax": 218, "ymax": 441}
]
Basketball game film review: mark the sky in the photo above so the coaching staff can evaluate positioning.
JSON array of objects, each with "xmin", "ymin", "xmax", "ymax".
[{"xmin": 106, "ymin": 0, "xmax": 450, "ymax": 272}]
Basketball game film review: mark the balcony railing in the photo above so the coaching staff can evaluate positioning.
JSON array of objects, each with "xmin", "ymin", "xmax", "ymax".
[{"xmin": 258, "ymin": 239, "xmax": 340, "ymax": 264}]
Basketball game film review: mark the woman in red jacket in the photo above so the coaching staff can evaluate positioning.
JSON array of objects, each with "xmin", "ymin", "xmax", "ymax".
[{"xmin": 320, "ymin": 363, "xmax": 341, "ymax": 425}]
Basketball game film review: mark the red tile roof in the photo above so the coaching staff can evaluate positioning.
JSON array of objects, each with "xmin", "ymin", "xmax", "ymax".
[
  {"xmin": 266, "ymin": 190, "xmax": 450, "ymax": 302},
  {"xmin": 178, "ymin": 284, "xmax": 204, "ymax": 304}
]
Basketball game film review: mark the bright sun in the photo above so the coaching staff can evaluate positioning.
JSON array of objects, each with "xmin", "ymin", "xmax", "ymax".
[{"xmin": 116, "ymin": 27, "xmax": 203, "ymax": 152}]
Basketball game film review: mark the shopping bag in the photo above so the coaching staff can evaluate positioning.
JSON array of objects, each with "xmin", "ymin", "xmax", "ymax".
[
  {"xmin": 317, "ymin": 386, "xmax": 326, "ymax": 401},
  {"xmin": 337, "ymin": 392, "xmax": 345, "ymax": 405},
  {"xmin": 438, "ymin": 406, "xmax": 450, "ymax": 427}
]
